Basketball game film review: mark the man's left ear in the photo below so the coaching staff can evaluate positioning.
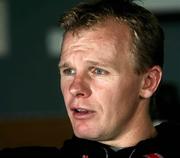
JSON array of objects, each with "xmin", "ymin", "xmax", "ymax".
[{"xmin": 139, "ymin": 65, "xmax": 162, "ymax": 99}]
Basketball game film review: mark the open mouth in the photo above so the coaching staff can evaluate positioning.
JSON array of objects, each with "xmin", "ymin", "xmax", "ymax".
[
  {"xmin": 71, "ymin": 107, "xmax": 95, "ymax": 119},
  {"xmin": 73, "ymin": 108, "xmax": 90, "ymax": 114}
]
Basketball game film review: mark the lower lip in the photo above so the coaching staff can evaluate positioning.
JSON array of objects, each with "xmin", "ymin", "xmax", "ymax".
[{"xmin": 72, "ymin": 110, "xmax": 95, "ymax": 120}]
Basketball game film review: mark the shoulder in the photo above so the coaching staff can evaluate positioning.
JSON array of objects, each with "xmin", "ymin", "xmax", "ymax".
[
  {"xmin": 134, "ymin": 121, "xmax": 180, "ymax": 157},
  {"xmin": 60, "ymin": 136, "xmax": 110, "ymax": 157},
  {"xmin": 0, "ymin": 146, "xmax": 60, "ymax": 156},
  {"xmin": 155, "ymin": 121, "xmax": 180, "ymax": 139},
  {"xmin": 155, "ymin": 121, "xmax": 180, "ymax": 156}
]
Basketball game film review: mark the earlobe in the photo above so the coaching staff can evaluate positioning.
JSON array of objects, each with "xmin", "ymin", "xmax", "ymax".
[{"xmin": 140, "ymin": 66, "xmax": 162, "ymax": 99}]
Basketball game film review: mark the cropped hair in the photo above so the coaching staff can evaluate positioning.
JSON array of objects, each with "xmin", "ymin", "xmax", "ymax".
[{"xmin": 59, "ymin": 0, "xmax": 164, "ymax": 74}]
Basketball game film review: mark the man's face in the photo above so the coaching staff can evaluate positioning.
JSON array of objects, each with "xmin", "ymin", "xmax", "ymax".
[{"xmin": 59, "ymin": 20, "xmax": 144, "ymax": 142}]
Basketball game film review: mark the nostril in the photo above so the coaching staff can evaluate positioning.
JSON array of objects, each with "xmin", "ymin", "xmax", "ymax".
[
  {"xmin": 69, "ymin": 82, "xmax": 91, "ymax": 98},
  {"xmin": 69, "ymin": 77, "xmax": 92, "ymax": 98},
  {"xmin": 76, "ymin": 92, "xmax": 85, "ymax": 97},
  {"xmin": 70, "ymin": 87, "xmax": 87, "ymax": 97}
]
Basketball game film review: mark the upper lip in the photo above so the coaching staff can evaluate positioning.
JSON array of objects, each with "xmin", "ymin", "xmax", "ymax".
[{"xmin": 70, "ymin": 104, "xmax": 95, "ymax": 113}]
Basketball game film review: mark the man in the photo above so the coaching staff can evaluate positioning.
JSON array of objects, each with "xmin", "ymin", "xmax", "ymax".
[
  {"xmin": 59, "ymin": 0, "xmax": 180, "ymax": 157},
  {"xmin": 0, "ymin": 0, "xmax": 179, "ymax": 157}
]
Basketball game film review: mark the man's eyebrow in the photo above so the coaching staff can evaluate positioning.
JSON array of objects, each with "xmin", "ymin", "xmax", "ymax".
[
  {"xmin": 58, "ymin": 63, "xmax": 70, "ymax": 69},
  {"xmin": 58, "ymin": 60, "xmax": 111, "ymax": 69},
  {"xmin": 86, "ymin": 60, "xmax": 110, "ymax": 67}
]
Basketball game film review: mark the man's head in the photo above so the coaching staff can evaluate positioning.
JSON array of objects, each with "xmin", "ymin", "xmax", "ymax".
[
  {"xmin": 60, "ymin": 0, "xmax": 164, "ymax": 74},
  {"xmin": 59, "ymin": 0, "xmax": 163, "ymax": 147}
]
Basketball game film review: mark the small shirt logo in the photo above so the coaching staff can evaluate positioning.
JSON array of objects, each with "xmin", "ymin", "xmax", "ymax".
[
  {"xmin": 144, "ymin": 153, "xmax": 164, "ymax": 158},
  {"xmin": 82, "ymin": 155, "xmax": 89, "ymax": 158}
]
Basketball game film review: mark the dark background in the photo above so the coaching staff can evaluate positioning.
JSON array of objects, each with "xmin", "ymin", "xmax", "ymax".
[{"xmin": 0, "ymin": 0, "xmax": 180, "ymax": 147}]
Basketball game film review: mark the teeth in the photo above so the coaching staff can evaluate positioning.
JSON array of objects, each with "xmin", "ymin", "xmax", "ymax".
[{"xmin": 75, "ymin": 108, "xmax": 88, "ymax": 112}]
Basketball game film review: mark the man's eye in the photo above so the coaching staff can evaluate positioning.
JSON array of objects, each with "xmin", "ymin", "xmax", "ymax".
[
  {"xmin": 62, "ymin": 68, "xmax": 76, "ymax": 76},
  {"xmin": 91, "ymin": 67, "xmax": 108, "ymax": 75}
]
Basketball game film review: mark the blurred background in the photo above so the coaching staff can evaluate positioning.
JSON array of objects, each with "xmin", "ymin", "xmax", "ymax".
[{"xmin": 0, "ymin": 0, "xmax": 180, "ymax": 148}]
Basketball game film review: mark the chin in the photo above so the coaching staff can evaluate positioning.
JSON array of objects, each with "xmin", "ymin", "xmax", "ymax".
[
  {"xmin": 74, "ymin": 130, "xmax": 102, "ymax": 141},
  {"xmin": 72, "ymin": 123, "xmax": 103, "ymax": 140},
  {"xmin": 74, "ymin": 131, "xmax": 92, "ymax": 139}
]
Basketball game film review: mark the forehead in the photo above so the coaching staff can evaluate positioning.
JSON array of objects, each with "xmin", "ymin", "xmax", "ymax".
[
  {"xmin": 64, "ymin": 19, "xmax": 131, "ymax": 41},
  {"xmin": 60, "ymin": 19, "xmax": 132, "ymax": 61}
]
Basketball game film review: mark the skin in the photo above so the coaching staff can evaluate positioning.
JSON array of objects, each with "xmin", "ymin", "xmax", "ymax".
[{"xmin": 59, "ymin": 19, "xmax": 162, "ymax": 147}]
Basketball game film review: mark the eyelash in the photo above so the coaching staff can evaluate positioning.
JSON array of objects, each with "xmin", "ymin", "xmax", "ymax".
[
  {"xmin": 61, "ymin": 68, "xmax": 76, "ymax": 76},
  {"xmin": 60, "ymin": 67, "xmax": 108, "ymax": 76},
  {"xmin": 90, "ymin": 67, "xmax": 108, "ymax": 75}
]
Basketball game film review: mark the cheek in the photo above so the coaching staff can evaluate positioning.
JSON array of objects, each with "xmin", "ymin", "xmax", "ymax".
[
  {"xmin": 93, "ymin": 78, "xmax": 139, "ymax": 112},
  {"xmin": 92, "ymin": 80, "xmax": 118, "ymax": 107},
  {"xmin": 60, "ymin": 78, "xmax": 65, "ymax": 90},
  {"xmin": 92, "ymin": 80, "xmax": 114, "ymax": 96},
  {"xmin": 60, "ymin": 80, "xmax": 65, "ymax": 96},
  {"xmin": 60, "ymin": 79, "xmax": 70, "ymax": 102},
  {"xmin": 60, "ymin": 77, "xmax": 72, "ymax": 92}
]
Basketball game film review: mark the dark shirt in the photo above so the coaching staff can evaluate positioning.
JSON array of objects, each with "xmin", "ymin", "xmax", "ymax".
[
  {"xmin": 60, "ymin": 121, "xmax": 180, "ymax": 157},
  {"xmin": 1, "ymin": 121, "xmax": 180, "ymax": 157}
]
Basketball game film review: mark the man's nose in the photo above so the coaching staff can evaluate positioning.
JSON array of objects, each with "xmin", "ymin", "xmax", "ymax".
[{"xmin": 69, "ymin": 77, "xmax": 92, "ymax": 98}]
